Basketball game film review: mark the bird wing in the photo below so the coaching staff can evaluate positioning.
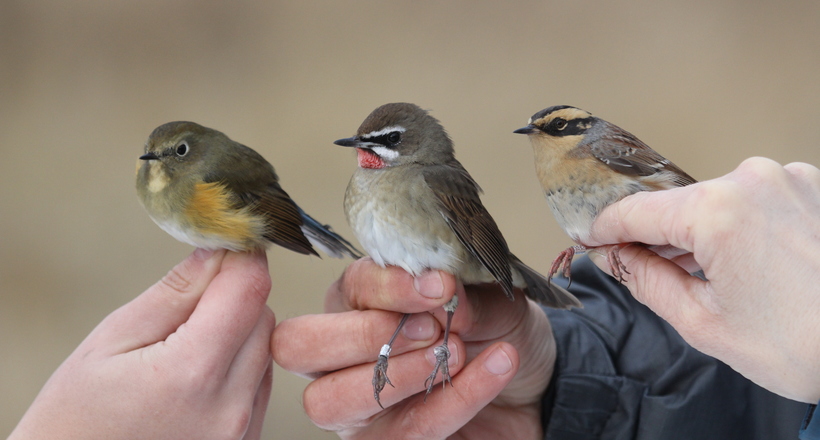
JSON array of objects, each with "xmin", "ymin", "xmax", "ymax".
[
  {"xmin": 204, "ymin": 143, "xmax": 317, "ymax": 255},
  {"xmin": 587, "ymin": 126, "xmax": 697, "ymax": 187},
  {"xmin": 422, "ymin": 163, "xmax": 515, "ymax": 299}
]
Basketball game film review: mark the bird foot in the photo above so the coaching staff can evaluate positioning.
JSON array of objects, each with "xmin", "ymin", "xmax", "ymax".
[
  {"xmin": 373, "ymin": 350, "xmax": 394, "ymax": 409},
  {"xmin": 423, "ymin": 343, "xmax": 452, "ymax": 401},
  {"xmin": 607, "ymin": 245, "xmax": 630, "ymax": 283},
  {"xmin": 549, "ymin": 245, "xmax": 587, "ymax": 287}
]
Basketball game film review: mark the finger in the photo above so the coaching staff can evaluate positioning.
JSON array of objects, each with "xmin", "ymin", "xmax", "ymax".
[
  {"xmin": 784, "ymin": 162, "xmax": 820, "ymax": 198},
  {"xmin": 354, "ymin": 342, "xmax": 520, "ymax": 439},
  {"xmin": 244, "ymin": 361, "xmax": 273, "ymax": 440},
  {"xmin": 668, "ymin": 252, "xmax": 702, "ymax": 274},
  {"xmin": 588, "ymin": 245, "xmax": 709, "ymax": 327},
  {"xmin": 90, "ymin": 248, "xmax": 227, "ymax": 354},
  {"xmin": 176, "ymin": 251, "xmax": 272, "ymax": 371},
  {"xmin": 325, "ymin": 257, "xmax": 457, "ymax": 313},
  {"xmin": 273, "ymin": 311, "xmax": 440, "ymax": 376},
  {"xmin": 228, "ymin": 307, "xmax": 276, "ymax": 395},
  {"xmin": 427, "ymin": 282, "xmax": 530, "ymax": 343},
  {"xmin": 644, "ymin": 245, "xmax": 701, "ymax": 273},
  {"xmin": 586, "ymin": 185, "xmax": 697, "ymax": 249},
  {"xmin": 303, "ymin": 335, "xmax": 467, "ymax": 431}
]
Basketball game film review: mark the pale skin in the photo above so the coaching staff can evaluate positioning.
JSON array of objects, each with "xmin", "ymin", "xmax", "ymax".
[
  {"xmin": 10, "ymin": 249, "xmax": 275, "ymax": 440},
  {"xmin": 586, "ymin": 157, "xmax": 820, "ymax": 404},
  {"xmin": 272, "ymin": 259, "xmax": 555, "ymax": 439}
]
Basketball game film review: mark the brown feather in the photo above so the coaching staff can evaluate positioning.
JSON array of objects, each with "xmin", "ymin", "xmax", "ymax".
[
  {"xmin": 586, "ymin": 124, "xmax": 697, "ymax": 186},
  {"xmin": 203, "ymin": 141, "xmax": 318, "ymax": 256},
  {"xmin": 422, "ymin": 162, "xmax": 515, "ymax": 299},
  {"xmin": 252, "ymin": 185, "xmax": 318, "ymax": 256}
]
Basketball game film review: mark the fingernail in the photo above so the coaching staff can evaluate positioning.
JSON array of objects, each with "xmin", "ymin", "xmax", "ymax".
[
  {"xmin": 414, "ymin": 271, "xmax": 444, "ymax": 299},
  {"xmin": 427, "ymin": 341, "xmax": 459, "ymax": 367},
  {"xmin": 194, "ymin": 248, "xmax": 215, "ymax": 260},
  {"xmin": 402, "ymin": 314, "xmax": 436, "ymax": 341},
  {"xmin": 484, "ymin": 347, "xmax": 512, "ymax": 376}
]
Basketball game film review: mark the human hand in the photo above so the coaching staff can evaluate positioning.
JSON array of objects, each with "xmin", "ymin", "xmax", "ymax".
[
  {"xmin": 586, "ymin": 157, "xmax": 820, "ymax": 403},
  {"xmin": 272, "ymin": 257, "xmax": 555, "ymax": 439},
  {"xmin": 9, "ymin": 249, "xmax": 276, "ymax": 440}
]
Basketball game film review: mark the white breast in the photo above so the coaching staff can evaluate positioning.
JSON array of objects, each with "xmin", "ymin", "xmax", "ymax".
[
  {"xmin": 345, "ymin": 169, "xmax": 461, "ymax": 277},
  {"xmin": 150, "ymin": 215, "xmax": 248, "ymax": 251},
  {"xmin": 352, "ymin": 198, "xmax": 460, "ymax": 276}
]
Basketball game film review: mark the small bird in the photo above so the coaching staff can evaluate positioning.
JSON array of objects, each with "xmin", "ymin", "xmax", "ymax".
[
  {"xmin": 136, "ymin": 121, "xmax": 362, "ymax": 258},
  {"xmin": 335, "ymin": 103, "xmax": 581, "ymax": 408},
  {"xmin": 514, "ymin": 105, "xmax": 696, "ymax": 282}
]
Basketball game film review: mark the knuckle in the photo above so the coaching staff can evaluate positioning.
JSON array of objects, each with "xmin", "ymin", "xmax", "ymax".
[
  {"xmin": 216, "ymin": 403, "xmax": 253, "ymax": 440},
  {"xmin": 736, "ymin": 157, "xmax": 784, "ymax": 184},
  {"xmin": 356, "ymin": 311, "xmax": 383, "ymax": 355},
  {"xmin": 173, "ymin": 360, "xmax": 220, "ymax": 395},
  {"xmin": 683, "ymin": 180, "xmax": 744, "ymax": 242},
  {"xmin": 785, "ymin": 162, "xmax": 820, "ymax": 185},
  {"xmin": 400, "ymin": 404, "xmax": 447, "ymax": 439},
  {"xmin": 270, "ymin": 315, "xmax": 319, "ymax": 374},
  {"xmin": 237, "ymin": 267, "xmax": 272, "ymax": 304},
  {"xmin": 302, "ymin": 382, "xmax": 337, "ymax": 430},
  {"xmin": 159, "ymin": 265, "xmax": 194, "ymax": 296},
  {"xmin": 342, "ymin": 261, "xmax": 369, "ymax": 311},
  {"xmin": 262, "ymin": 306, "xmax": 276, "ymax": 329},
  {"xmin": 270, "ymin": 319, "xmax": 298, "ymax": 370}
]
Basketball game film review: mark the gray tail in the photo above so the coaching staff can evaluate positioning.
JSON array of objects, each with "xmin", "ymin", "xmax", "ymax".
[
  {"xmin": 511, "ymin": 256, "xmax": 582, "ymax": 309},
  {"xmin": 299, "ymin": 209, "xmax": 363, "ymax": 259}
]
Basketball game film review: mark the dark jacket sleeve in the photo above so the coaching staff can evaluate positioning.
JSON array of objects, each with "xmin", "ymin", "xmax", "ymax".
[
  {"xmin": 541, "ymin": 257, "xmax": 806, "ymax": 440},
  {"xmin": 801, "ymin": 404, "xmax": 820, "ymax": 439}
]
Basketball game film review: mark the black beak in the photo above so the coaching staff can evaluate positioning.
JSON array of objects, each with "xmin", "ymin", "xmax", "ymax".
[
  {"xmin": 333, "ymin": 136, "xmax": 360, "ymax": 147},
  {"xmin": 513, "ymin": 125, "xmax": 538, "ymax": 135},
  {"xmin": 139, "ymin": 152, "xmax": 160, "ymax": 160}
]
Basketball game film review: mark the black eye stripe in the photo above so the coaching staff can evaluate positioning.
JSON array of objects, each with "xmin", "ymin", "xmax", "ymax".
[
  {"xmin": 542, "ymin": 118, "xmax": 593, "ymax": 136},
  {"xmin": 362, "ymin": 131, "xmax": 402, "ymax": 148}
]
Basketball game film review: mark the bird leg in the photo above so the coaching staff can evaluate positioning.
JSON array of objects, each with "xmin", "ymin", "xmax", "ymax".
[
  {"xmin": 550, "ymin": 244, "xmax": 630, "ymax": 285},
  {"xmin": 373, "ymin": 313, "xmax": 410, "ymax": 409},
  {"xmin": 424, "ymin": 295, "xmax": 457, "ymax": 401}
]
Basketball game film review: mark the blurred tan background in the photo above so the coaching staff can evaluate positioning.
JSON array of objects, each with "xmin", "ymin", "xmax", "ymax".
[{"xmin": 1, "ymin": 0, "xmax": 818, "ymax": 438}]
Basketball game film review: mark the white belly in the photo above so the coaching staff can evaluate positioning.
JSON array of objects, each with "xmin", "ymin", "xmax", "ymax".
[{"xmin": 350, "ymin": 197, "xmax": 459, "ymax": 277}]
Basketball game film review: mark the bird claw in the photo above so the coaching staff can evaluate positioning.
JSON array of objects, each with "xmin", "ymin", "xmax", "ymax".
[
  {"xmin": 607, "ymin": 246, "xmax": 630, "ymax": 283},
  {"xmin": 424, "ymin": 343, "xmax": 452, "ymax": 401},
  {"xmin": 549, "ymin": 245, "xmax": 586, "ymax": 288},
  {"xmin": 373, "ymin": 354, "xmax": 393, "ymax": 409}
]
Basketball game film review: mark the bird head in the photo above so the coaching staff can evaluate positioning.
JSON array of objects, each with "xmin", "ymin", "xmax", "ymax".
[{"xmin": 334, "ymin": 102, "xmax": 455, "ymax": 169}]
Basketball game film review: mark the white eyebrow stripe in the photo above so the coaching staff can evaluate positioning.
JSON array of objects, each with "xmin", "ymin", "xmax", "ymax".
[
  {"xmin": 362, "ymin": 125, "xmax": 406, "ymax": 139},
  {"xmin": 355, "ymin": 141, "xmax": 382, "ymax": 148},
  {"xmin": 370, "ymin": 146, "xmax": 400, "ymax": 161}
]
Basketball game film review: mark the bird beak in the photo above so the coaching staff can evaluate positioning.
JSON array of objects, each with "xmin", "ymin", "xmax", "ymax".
[
  {"xmin": 513, "ymin": 125, "xmax": 538, "ymax": 135},
  {"xmin": 333, "ymin": 136, "xmax": 361, "ymax": 147},
  {"xmin": 139, "ymin": 152, "xmax": 160, "ymax": 160}
]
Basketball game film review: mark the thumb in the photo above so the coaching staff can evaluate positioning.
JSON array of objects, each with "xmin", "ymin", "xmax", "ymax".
[
  {"xmin": 588, "ymin": 245, "xmax": 705, "ymax": 326},
  {"xmin": 85, "ymin": 248, "xmax": 228, "ymax": 354}
]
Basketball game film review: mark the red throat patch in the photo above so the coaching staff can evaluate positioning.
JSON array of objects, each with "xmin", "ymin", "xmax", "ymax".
[{"xmin": 356, "ymin": 148, "xmax": 386, "ymax": 169}]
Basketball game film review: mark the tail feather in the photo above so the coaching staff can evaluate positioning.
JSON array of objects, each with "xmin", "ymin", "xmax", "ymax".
[
  {"xmin": 299, "ymin": 210, "xmax": 363, "ymax": 259},
  {"xmin": 511, "ymin": 255, "xmax": 582, "ymax": 309}
]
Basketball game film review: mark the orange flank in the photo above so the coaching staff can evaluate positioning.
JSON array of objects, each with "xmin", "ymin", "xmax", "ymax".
[{"xmin": 185, "ymin": 182, "xmax": 265, "ymax": 248}]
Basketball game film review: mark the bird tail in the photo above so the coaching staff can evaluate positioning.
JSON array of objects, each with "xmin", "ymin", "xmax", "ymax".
[
  {"xmin": 299, "ymin": 209, "xmax": 363, "ymax": 259},
  {"xmin": 510, "ymin": 256, "xmax": 582, "ymax": 309}
]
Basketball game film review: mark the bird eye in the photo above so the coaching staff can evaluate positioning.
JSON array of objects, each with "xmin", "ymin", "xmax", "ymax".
[
  {"xmin": 175, "ymin": 142, "xmax": 189, "ymax": 157},
  {"xmin": 554, "ymin": 118, "xmax": 568, "ymax": 130},
  {"xmin": 387, "ymin": 132, "xmax": 401, "ymax": 145}
]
